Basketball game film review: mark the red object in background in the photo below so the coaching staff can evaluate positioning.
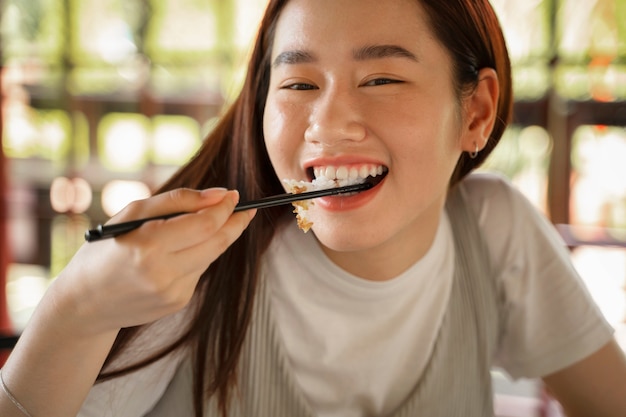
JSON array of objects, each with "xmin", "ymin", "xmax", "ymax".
[{"xmin": 0, "ymin": 68, "xmax": 14, "ymax": 365}]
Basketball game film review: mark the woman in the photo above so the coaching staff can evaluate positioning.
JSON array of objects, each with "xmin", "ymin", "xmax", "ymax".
[{"xmin": 2, "ymin": 0, "xmax": 625, "ymax": 416}]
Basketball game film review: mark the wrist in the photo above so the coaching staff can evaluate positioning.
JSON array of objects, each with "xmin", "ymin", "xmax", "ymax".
[{"xmin": 41, "ymin": 276, "xmax": 119, "ymax": 340}]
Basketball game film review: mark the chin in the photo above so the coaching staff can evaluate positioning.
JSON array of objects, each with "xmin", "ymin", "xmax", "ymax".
[{"xmin": 311, "ymin": 223, "xmax": 380, "ymax": 253}]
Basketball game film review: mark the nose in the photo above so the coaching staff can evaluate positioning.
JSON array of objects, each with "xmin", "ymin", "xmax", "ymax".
[{"xmin": 304, "ymin": 87, "xmax": 367, "ymax": 146}]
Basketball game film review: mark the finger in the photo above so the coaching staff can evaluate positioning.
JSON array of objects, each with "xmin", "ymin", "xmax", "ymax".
[
  {"xmin": 126, "ymin": 190, "xmax": 242, "ymax": 253},
  {"xmin": 110, "ymin": 187, "xmax": 231, "ymax": 225},
  {"xmin": 134, "ymin": 208, "xmax": 257, "ymax": 308},
  {"xmin": 160, "ymin": 210, "xmax": 258, "ymax": 301},
  {"xmin": 172, "ymin": 209, "xmax": 257, "ymax": 276}
]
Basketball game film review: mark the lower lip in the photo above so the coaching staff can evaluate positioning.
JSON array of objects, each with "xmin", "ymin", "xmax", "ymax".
[{"xmin": 315, "ymin": 178, "xmax": 384, "ymax": 211}]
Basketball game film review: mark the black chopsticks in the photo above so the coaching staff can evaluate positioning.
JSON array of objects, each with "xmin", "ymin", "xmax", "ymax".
[{"xmin": 84, "ymin": 181, "xmax": 372, "ymax": 242}]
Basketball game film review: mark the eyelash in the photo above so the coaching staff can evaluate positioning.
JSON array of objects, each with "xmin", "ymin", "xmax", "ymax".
[
  {"xmin": 282, "ymin": 83, "xmax": 317, "ymax": 90},
  {"xmin": 363, "ymin": 78, "xmax": 401, "ymax": 87},
  {"xmin": 281, "ymin": 78, "xmax": 401, "ymax": 90}
]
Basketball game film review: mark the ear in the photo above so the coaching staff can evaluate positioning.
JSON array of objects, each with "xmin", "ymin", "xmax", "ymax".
[{"xmin": 460, "ymin": 68, "xmax": 499, "ymax": 154}]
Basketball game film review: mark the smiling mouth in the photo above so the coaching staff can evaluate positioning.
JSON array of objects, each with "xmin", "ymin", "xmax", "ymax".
[
  {"xmin": 308, "ymin": 164, "xmax": 388, "ymax": 188},
  {"xmin": 283, "ymin": 164, "xmax": 387, "ymax": 233}
]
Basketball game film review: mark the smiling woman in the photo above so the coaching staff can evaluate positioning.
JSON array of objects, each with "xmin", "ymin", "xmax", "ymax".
[{"xmin": 1, "ymin": 1, "xmax": 625, "ymax": 417}]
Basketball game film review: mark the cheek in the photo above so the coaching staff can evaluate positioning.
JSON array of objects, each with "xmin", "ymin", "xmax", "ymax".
[
  {"xmin": 387, "ymin": 100, "xmax": 459, "ymax": 151},
  {"xmin": 387, "ymin": 103, "xmax": 463, "ymax": 183},
  {"xmin": 263, "ymin": 100, "xmax": 300, "ymax": 179}
]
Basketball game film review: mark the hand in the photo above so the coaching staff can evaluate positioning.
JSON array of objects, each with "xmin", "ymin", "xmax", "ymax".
[{"xmin": 47, "ymin": 187, "xmax": 256, "ymax": 337}]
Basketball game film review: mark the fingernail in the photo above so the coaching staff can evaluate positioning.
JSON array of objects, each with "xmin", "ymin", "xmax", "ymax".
[
  {"xmin": 200, "ymin": 187, "xmax": 228, "ymax": 198},
  {"xmin": 228, "ymin": 190, "xmax": 240, "ymax": 205}
]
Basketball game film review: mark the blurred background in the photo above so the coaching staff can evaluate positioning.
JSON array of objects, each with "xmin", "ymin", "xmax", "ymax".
[{"xmin": 0, "ymin": 0, "xmax": 625, "ymax": 415}]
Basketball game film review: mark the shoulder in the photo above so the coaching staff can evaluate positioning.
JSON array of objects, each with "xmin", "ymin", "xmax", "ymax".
[
  {"xmin": 457, "ymin": 174, "xmax": 614, "ymax": 378},
  {"xmin": 456, "ymin": 172, "xmax": 574, "ymax": 298},
  {"xmin": 455, "ymin": 172, "xmax": 561, "ymax": 270},
  {"xmin": 457, "ymin": 172, "xmax": 531, "ymax": 217}
]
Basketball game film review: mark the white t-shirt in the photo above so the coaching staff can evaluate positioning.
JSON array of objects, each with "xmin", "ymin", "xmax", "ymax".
[
  {"xmin": 265, "ymin": 196, "xmax": 454, "ymax": 416},
  {"xmin": 78, "ymin": 173, "xmax": 613, "ymax": 417},
  {"xmin": 266, "ymin": 173, "xmax": 612, "ymax": 417}
]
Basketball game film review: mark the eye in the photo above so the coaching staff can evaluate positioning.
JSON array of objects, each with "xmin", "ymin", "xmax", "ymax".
[
  {"xmin": 281, "ymin": 82, "xmax": 318, "ymax": 91},
  {"xmin": 363, "ymin": 78, "xmax": 402, "ymax": 87}
]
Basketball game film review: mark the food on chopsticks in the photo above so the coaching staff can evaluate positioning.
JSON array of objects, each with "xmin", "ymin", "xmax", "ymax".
[
  {"xmin": 282, "ymin": 164, "xmax": 386, "ymax": 232},
  {"xmin": 282, "ymin": 178, "xmax": 331, "ymax": 232}
]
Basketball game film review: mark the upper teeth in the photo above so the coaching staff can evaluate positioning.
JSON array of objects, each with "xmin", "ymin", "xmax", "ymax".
[{"xmin": 314, "ymin": 164, "xmax": 385, "ymax": 181}]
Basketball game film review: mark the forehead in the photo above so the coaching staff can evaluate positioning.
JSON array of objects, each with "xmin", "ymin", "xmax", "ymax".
[{"xmin": 271, "ymin": 0, "xmax": 434, "ymax": 57}]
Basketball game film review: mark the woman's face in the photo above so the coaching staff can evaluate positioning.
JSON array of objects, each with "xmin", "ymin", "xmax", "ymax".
[{"xmin": 263, "ymin": 0, "xmax": 470, "ymax": 279}]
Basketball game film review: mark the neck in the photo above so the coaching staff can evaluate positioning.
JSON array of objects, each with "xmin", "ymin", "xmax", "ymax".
[{"xmin": 319, "ymin": 204, "xmax": 445, "ymax": 282}]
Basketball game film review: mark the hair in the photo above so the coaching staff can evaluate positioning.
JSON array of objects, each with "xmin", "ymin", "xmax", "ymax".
[
  {"xmin": 95, "ymin": 1, "xmax": 512, "ymax": 416},
  {"xmin": 419, "ymin": 0, "xmax": 513, "ymax": 185}
]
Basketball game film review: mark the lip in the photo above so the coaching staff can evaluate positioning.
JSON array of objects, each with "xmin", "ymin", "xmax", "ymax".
[{"xmin": 299, "ymin": 155, "xmax": 388, "ymax": 211}]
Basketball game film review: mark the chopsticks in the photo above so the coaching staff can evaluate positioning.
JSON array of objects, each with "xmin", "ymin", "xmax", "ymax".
[{"xmin": 84, "ymin": 181, "xmax": 372, "ymax": 242}]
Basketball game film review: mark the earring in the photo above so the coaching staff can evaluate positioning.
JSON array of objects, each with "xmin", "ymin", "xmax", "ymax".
[{"xmin": 469, "ymin": 143, "xmax": 479, "ymax": 159}]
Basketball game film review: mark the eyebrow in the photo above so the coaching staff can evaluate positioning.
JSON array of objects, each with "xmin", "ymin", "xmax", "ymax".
[
  {"xmin": 272, "ymin": 44, "xmax": 418, "ymax": 67},
  {"xmin": 353, "ymin": 44, "xmax": 418, "ymax": 62},
  {"xmin": 272, "ymin": 50, "xmax": 316, "ymax": 67}
]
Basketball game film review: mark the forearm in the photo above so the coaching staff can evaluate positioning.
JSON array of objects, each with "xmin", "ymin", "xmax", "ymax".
[
  {"xmin": 543, "ymin": 339, "xmax": 626, "ymax": 417},
  {"xmin": 0, "ymin": 188, "xmax": 254, "ymax": 416},
  {"xmin": 0, "ymin": 284, "xmax": 118, "ymax": 417}
]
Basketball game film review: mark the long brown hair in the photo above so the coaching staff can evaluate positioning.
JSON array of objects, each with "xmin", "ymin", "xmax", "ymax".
[{"xmin": 96, "ymin": 1, "xmax": 512, "ymax": 416}]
